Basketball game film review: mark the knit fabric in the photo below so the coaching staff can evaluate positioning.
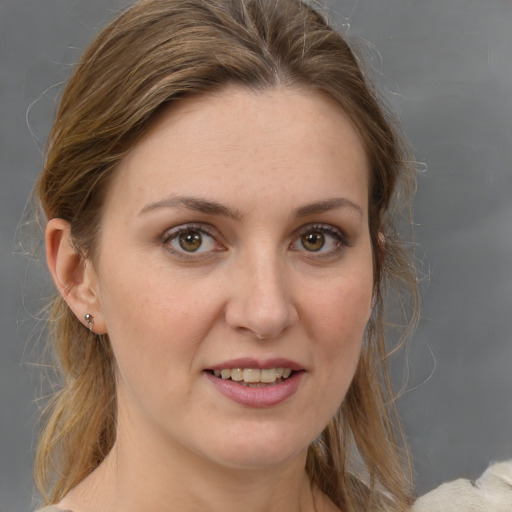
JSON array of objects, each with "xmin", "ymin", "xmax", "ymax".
[{"xmin": 412, "ymin": 460, "xmax": 512, "ymax": 512}]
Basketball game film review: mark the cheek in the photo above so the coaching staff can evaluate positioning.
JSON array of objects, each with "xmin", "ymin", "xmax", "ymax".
[
  {"xmin": 291, "ymin": 273, "xmax": 372, "ymax": 438},
  {"xmin": 97, "ymin": 262, "xmax": 225, "ymax": 382},
  {"xmin": 305, "ymin": 272, "xmax": 373, "ymax": 342},
  {"xmin": 97, "ymin": 274, "xmax": 216, "ymax": 429},
  {"xmin": 302, "ymin": 271, "xmax": 373, "ymax": 388}
]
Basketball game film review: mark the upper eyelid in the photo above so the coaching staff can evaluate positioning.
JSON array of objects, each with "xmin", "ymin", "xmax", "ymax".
[
  {"xmin": 293, "ymin": 223, "xmax": 347, "ymax": 241},
  {"xmin": 162, "ymin": 222, "xmax": 219, "ymax": 240}
]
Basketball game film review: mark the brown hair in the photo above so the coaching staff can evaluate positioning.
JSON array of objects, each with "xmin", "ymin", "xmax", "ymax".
[{"xmin": 35, "ymin": 0, "xmax": 418, "ymax": 510}]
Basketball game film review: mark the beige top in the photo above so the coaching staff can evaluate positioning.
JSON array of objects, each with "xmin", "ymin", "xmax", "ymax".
[
  {"xmin": 34, "ymin": 460, "xmax": 512, "ymax": 512},
  {"xmin": 412, "ymin": 460, "xmax": 512, "ymax": 512}
]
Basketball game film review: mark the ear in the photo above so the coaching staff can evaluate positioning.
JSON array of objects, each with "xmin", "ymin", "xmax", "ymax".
[{"xmin": 46, "ymin": 218, "xmax": 107, "ymax": 334}]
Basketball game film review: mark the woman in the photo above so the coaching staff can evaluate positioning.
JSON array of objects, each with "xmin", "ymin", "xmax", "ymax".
[{"xmin": 34, "ymin": 0, "xmax": 423, "ymax": 511}]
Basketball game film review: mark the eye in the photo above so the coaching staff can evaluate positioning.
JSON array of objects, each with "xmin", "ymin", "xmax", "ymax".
[
  {"xmin": 177, "ymin": 230, "xmax": 203, "ymax": 252},
  {"xmin": 290, "ymin": 224, "xmax": 347, "ymax": 256},
  {"xmin": 162, "ymin": 224, "xmax": 224, "ymax": 256},
  {"xmin": 301, "ymin": 232, "xmax": 326, "ymax": 252}
]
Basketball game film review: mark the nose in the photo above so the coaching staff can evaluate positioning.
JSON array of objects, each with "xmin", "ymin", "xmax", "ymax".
[{"xmin": 224, "ymin": 252, "xmax": 298, "ymax": 340}]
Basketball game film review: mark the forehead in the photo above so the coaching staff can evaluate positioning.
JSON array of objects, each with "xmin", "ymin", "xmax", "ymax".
[{"xmin": 106, "ymin": 86, "xmax": 369, "ymax": 217}]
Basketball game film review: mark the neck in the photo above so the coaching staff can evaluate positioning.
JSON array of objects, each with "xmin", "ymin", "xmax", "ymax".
[{"xmin": 59, "ymin": 423, "xmax": 321, "ymax": 512}]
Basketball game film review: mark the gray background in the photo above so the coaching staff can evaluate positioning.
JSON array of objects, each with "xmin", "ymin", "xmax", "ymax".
[{"xmin": 1, "ymin": 1, "xmax": 511, "ymax": 511}]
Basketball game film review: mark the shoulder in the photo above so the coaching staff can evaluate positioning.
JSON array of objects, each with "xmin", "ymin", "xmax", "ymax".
[
  {"xmin": 412, "ymin": 460, "xmax": 512, "ymax": 512},
  {"xmin": 34, "ymin": 507, "xmax": 73, "ymax": 512}
]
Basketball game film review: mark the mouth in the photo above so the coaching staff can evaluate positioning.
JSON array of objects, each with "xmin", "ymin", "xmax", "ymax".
[
  {"xmin": 206, "ymin": 367, "xmax": 295, "ymax": 387},
  {"xmin": 204, "ymin": 362, "xmax": 305, "ymax": 406}
]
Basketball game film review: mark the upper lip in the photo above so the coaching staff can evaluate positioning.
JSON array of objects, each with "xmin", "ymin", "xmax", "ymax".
[{"xmin": 207, "ymin": 357, "xmax": 305, "ymax": 372}]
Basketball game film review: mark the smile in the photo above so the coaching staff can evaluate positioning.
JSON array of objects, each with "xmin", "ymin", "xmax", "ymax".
[
  {"xmin": 205, "ymin": 367, "xmax": 304, "ymax": 407},
  {"xmin": 211, "ymin": 367, "xmax": 293, "ymax": 385}
]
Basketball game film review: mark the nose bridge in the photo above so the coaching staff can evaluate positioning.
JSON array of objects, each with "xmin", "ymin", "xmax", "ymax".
[{"xmin": 226, "ymin": 244, "xmax": 297, "ymax": 339}]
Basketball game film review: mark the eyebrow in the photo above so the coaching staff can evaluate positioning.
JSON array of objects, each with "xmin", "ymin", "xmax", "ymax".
[
  {"xmin": 139, "ymin": 195, "xmax": 363, "ymax": 220},
  {"xmin": 294, "ymin": 197, "xmax": 364, "ymax": 219},
  {"xmin": 139, "ymin": 196, "xmax": 243, "ymax": 219}
]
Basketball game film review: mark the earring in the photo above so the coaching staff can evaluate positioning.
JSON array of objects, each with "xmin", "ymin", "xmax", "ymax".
[{"xmin": 84, "ymin": 313, "xmax": 95, "ymax": 332}]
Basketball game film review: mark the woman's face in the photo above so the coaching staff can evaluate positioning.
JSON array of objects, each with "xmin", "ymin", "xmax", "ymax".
[{"xmin": 92, "ymin": 86, "xmax": 374, "ymax": 470}]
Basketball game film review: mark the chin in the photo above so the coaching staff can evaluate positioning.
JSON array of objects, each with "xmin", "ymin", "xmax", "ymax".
[{"xmin": 197, "ymin": 428, "xmax": 311, "ymax": 470}]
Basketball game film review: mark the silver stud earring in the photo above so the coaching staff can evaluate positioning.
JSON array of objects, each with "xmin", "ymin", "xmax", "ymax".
[{"xmin": 84, "ymin": 313, "xmax": 95, "ymax": 331}]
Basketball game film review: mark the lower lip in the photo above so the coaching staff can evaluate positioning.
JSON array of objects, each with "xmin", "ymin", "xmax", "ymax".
[{"xmin": 204, "ymin": 371, "xmax": 304, "ymax": 408}]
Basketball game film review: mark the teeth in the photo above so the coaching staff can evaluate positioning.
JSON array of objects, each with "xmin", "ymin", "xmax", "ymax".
[
  {"xmin": 261, "ymin": 368, "xmax": 277, "ymax": 383},
  {"xmin": 231, "ymin": 368, "xmax": 243, "ymax": 381},
  {"xmin": 243, "ymin": 368, "xmax": 260, "ymax": 383},
  {"xmin": 211, "ymin": 367, "xmax": 294, "ymax": 383}
]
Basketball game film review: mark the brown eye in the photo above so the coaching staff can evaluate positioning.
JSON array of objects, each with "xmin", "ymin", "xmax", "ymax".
[
  {"xmin": 164, "ymin": 224, "xmax": 223, "ymax": 257},
  {"xmin": 178, "ymin": 230, "xmax": 203, "ymax": 252},
  {"xmin": 290, "ymin": 224, "xmax": 347, "ymax": 258},
  {"xmin": 301, "ymin": 232, "xmax": 325, "ymax": 252}
]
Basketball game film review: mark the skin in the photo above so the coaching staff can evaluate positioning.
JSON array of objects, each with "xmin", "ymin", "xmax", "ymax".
[{"xmin": 47, "ymin": 86, "xmax": 374, "ymax": 512}]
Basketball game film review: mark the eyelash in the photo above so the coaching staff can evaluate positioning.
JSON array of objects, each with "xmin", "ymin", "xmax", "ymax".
[
  {"xmin": 161, "ymin": 223, "xmax": 224, "ymax": 260},
  {"xmin": 291, "ymin": 223, "xmax": 349, "ymax": 258},
  {"xmin": 161, "ymin": 222, "xmax": 349, "ymax": 260}
]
